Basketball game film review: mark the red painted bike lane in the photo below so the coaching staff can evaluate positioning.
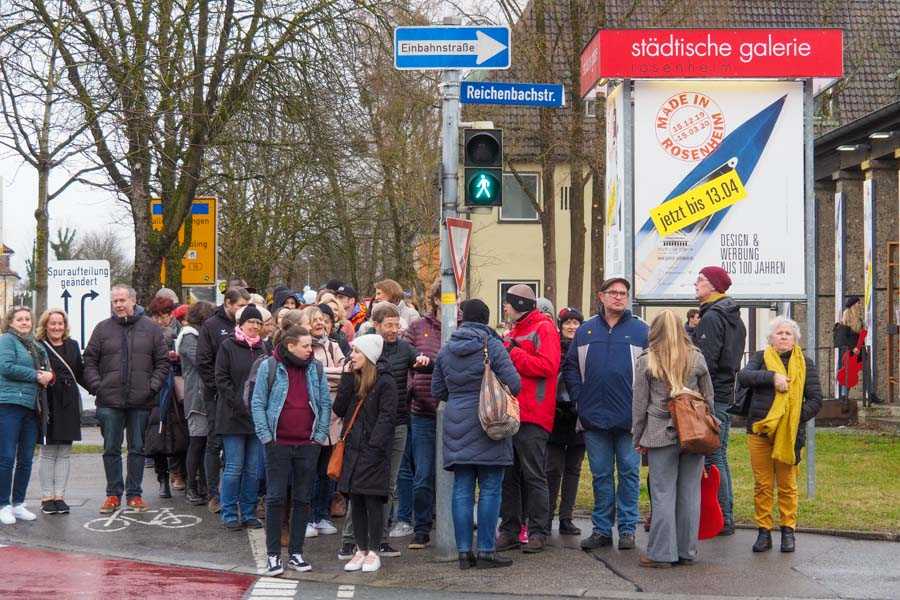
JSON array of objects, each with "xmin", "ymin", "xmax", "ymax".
[{"xmin": 0, "ymin": 545, "xmax": 256, "ymax": 600}]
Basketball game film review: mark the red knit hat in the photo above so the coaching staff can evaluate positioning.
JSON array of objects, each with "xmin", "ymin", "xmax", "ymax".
[{"xmin": 699, "ymin": 266, "xmax": 732, "ymax": 293}]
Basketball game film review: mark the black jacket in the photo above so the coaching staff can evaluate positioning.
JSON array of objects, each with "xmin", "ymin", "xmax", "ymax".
[
  {"xmin": 214, "ymin": 336, "xmax": 269, "ymax": 436},
  {"xmin": 83, "ymin": 315, "xmax": 170, "ymax": 409},
  {"xmin": 332, "ymin": 363, "xmax": 398, "ymax": 497},
  {"xmin": 692, "ymin": 296, "xmax": 746, "ymax": 405},
  {"xmin": 197, "ymin": 305, "xmax": 236, "ymax": 398},
  {"xmin": 41, "ymin": 338, "xmax": 85, "ymax": 443},
  {"xmin": 380, "ymin": 338, "xmax": 422, "ymax": 426},
  {"xmin": 549, "ymin": 338, "xmax": 583, "ymax": 447},
  {"xmin": 737, "ymin": 350, "xmax": 823, "ymax": 464}
]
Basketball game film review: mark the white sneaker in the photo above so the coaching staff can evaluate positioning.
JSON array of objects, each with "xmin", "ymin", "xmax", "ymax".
[
  {"xmin": 287, "ymin": 553, "xmax": 312, "ymax": 572},
  {"xmin": 305, "ymin": 522, "xmax": 318, "ymax": 538},
  {"xmin": 11, "ymin": 504, "xmax": 36, "ymax": 521},
  {"xmin": 0, "ymin": 505, "xmax": 15, "ymax": 525},
  {"xmin": 388, "ymin": 520, "xmax": 414, "ymax": 538},
  {"xmin": 361, "ymin": 551, "xmax": 381, "ymax": 573},
  {"xmin": 344, "ymin": 550, "xmax": 366, "ymax": 572},
  {"xmin": 264, "ymin": 554, "xmax": 283, "ymax": 577},
  {"xmin": 315, "ymin": 519, "xmax": 338, "ymax": 535}
]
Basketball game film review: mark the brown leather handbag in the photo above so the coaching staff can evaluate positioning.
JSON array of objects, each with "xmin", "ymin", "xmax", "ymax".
[
  {"xmin": 327, "ymin": 394, "xmax": 365, "ymax": 481},
  {"xmin": 667, "ymin": 388, "xmax": 721, "ymax": 455}
]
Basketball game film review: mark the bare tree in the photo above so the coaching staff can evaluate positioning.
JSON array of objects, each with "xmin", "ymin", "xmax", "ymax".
[{"xmin": 73, "ymin": 229, "xmax": 132, "ymax": 284}]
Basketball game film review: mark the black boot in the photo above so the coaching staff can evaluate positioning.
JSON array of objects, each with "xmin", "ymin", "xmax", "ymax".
[
  {"xmin": 752, "ymin": 528, "xmax": 772, "ymax": 553},
  {"xmin": 780, "ymin": 526, "xmax": 795, "ymax": 553},
  {"xmin": 476, "ymin": 552, "xmax": 513, "ymax": 569},
  {"xmin": 559, "ymin": 518, "xmax": 582, "ymax": 536},
  {"xmin": 159, "ymin": 479, "xmax": 172, "ymax": 499},
  {"xmin": 458, "ymin": 552, "xmax": 476, "ymax": 570}
]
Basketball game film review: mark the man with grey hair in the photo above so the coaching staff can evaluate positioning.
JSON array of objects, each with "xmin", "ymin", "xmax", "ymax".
[{"xmin": 84, "ymin": 284, "xmax": 170, "ymax": 514}]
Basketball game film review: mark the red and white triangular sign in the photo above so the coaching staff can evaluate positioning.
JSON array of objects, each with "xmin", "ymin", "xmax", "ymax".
[{"xmin": 446, "ymin": 217, "xmax": 473, "ymax": 293}]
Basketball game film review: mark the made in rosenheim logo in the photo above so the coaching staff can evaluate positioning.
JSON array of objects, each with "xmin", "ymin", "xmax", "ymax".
[{"xmin": 655, "ymin": 92, "xmax": 725, "ymax": 162}]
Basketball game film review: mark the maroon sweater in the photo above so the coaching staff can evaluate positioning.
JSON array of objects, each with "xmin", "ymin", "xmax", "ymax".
[{"xmin": 275, "ymin": 354, "xmax": 315, "ymax": 446}]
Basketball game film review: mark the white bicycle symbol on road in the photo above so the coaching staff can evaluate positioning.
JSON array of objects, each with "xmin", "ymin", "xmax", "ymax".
[{"xmin": 84, "ymin": 507, "xmax": 202, "ymax": 532}]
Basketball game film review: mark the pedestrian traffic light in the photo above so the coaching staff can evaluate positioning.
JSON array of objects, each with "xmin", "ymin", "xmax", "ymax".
[{"xmin": 464, "ymin": 128, "xmax": 502, "ymax": 207}]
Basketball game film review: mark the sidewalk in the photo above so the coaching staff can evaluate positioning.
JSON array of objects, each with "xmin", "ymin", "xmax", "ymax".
[{"xmin": 1, "ymin": 453, "xmax": 896, "ymax": 600}]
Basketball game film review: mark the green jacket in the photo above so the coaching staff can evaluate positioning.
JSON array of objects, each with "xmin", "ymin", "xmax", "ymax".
[{"xmin": 0, "ymin": 332, "xmax": 48, "ymax": 410}]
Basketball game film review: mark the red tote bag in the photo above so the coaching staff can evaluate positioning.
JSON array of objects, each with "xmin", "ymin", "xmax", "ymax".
[{"xmin": 698, "ymin": 465, "xmax": 725, "ymax": 540}]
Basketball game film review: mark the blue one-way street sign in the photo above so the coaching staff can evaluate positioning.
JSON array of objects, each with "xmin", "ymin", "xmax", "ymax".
[
  {"xmin": 394, "ymin": 26, "xmax": 511, "ymax": 70},
  {"xmin": 460, "ymin": 81, "xmax": 565, "ymax": 108}
]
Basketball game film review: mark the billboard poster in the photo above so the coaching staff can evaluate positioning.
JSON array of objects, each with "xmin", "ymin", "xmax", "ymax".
[
  {"xmin": 633, "ymin": 80, "xmax": 804, "ymax": 300},
  {"xmin": 863, "ymin": 179, "xmax": 875, "ymax": 365},
  {"xmin": 604, "ymin": 83, "xmax": 626, "ymax": 278},
  {"xmin": 834, "ymin": 191, "xmax": 844, "ymax": 387}
]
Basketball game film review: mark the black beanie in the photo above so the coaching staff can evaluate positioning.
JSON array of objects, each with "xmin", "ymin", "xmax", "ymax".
[
  {"xmin": 317, "ymin": 303, "xmax": 335, "ymax": 322},
  {"xmin": 238, "ymin": 304, "xmax": 263, "ymax": 326},
  {"xmin": 460, "ymin": 299, "xmax": 490, "ymax": 325},
  {"xmin": 845, "ymin": 295, "xmax": 860, "ymax": 309},
  {"xmin": 323, "ymin": 279, "xmax": 343, "ymax": 292}
]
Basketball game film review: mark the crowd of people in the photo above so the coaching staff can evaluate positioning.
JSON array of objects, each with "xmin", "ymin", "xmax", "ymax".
[{"xmin": 0, "ymin": 268, "xmax": 822, "ymax": 576}]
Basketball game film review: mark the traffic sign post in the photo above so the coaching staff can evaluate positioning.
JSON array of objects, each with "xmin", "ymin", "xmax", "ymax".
[
  {"xmin": 394, "ymin": 26, "xmax": 510, "ymax": 70},
  {"xmin": 460, "ymin": 81, "xmax": 565, "ymax": 108},
  {"xmin": 446, "ymin": 217, "xmax": 473, "ymax": 293},
  {"xmin": 151, "ymin": 197, "xmax": 218, "ymax": 286},
  {"xmin": 47, "ymin": 260, "xmax": 111, "ymax": 350}
]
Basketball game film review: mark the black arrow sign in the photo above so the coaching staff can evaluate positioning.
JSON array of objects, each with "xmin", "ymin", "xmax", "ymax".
[
  {"xmin": 80, "ymin": 289, "xmax": 99, "ymax": 349},
  {"xmin": 61, "ymin": 289, "xmax": 71, "ymax": 314}
]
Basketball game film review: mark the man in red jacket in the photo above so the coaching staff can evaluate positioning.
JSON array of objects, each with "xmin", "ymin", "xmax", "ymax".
[{"xmin": 496, "ymin": 284, "xmax": 560, "ymax": 554}]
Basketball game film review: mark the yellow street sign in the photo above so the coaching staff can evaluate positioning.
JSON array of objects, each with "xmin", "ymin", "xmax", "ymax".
[{"xmin": 151, "ymin": 197, "xmax": 217, "ymax": 285}]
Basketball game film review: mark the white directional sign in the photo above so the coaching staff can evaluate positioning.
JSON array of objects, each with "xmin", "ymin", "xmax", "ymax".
[
  {"xmin": 47, "ymin": 260, "xmax": 111, "ymax": 350},
  {"xmin": 446, "ymin": 218, "xmax": 473, "ymax": 293},
  {"xmin": 394, "ymin": 26, "xmax": 511, "ymax": 70}
]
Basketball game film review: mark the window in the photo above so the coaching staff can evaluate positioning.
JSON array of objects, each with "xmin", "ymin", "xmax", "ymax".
[
  {"xmin": 585, "ymin": 99, "xmax": 597, "ymax": 118},
  {"xmin": 497, "ymin": 280, "xmax": 540, "ymax": 325},
  {"xmin": 500, "ymin": 172, "xmax": 539, "ymax": 222},
  {"xmin": 560, "ymin": 185, "xmax": 570, "ymax": 210}
]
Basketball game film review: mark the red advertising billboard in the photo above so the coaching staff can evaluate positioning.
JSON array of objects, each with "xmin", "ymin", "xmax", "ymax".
[{"xmin": 579, "ymin": 28, "xmax": 843, "ymax": 94}]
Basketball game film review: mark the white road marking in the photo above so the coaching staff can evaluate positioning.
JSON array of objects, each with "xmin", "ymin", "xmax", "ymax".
[
  {"xmin": 253, "ymin": 581, "xmax": 297, "ymax": 589},
  {"xmin": 247, "ymin": 527, "xmax": 269, "ymax": 572},
  {"xmin": 337, "ymin": 584, "xmax": 355, "ymax": 599},
  {"xmin": 248, "ymin": 589, "xmax": 294, "ymax": 597}
]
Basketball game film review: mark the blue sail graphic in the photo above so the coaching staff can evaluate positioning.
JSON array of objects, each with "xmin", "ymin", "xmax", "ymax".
[{"xmin": 638, "ymin": 94, "xmax": 787, "ymax": 235}]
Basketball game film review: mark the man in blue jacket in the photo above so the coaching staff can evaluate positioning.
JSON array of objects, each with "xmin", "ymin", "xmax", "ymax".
[{"xmin": 562, "ymin": 277, "xmax": 648, "ymax": 551}]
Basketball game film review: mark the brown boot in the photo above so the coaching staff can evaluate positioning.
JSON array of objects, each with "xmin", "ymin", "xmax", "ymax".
[
  {"xmin": 523, "ymin": 534, "xmax": 546, "ymax": 554},
  {"xmin": 495, "ymin": 531, "xmax": 521, "ymax": 552},
  {"xmin": 170, "ymin": 472, "xmax": 186, "ymax": 492}
]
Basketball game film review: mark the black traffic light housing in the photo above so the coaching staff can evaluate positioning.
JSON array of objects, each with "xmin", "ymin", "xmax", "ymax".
[{"xmin": 464, "ymin": 128, "xmax": 502, "ymax": 207}]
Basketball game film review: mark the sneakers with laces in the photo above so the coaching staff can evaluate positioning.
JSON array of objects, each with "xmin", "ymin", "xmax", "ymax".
[
  {"xmin": 315, "ymin": 519, "xmax": 338, "ymax": 534},
  {"xmin": 305, "ymin": 522, "xmax": 318, "ymax": 538},
  {"xmin": 388, "ymin": 520, "xmax": 414, "ymax": 538},
  {"xmin": 126, "ymin": 497, "xmax": 148, "ymax": 512},
  {"xmin": 338, "ymin": 543, "xmax": 357, "ymax": 560},
  {"xmin": 12, "ymin": 504, "xmax": 36, "ymax": 521},
  {"xmin": 41, "ymin": 500, "xmax": 59, "ymax": 515},
  {"xmin": 0, "ymin": 505, "xmax": 15, "ymax": 525},
  {"xmin": 361, "ymin": 551, "xmax": 381, "ymax": 573},
  {"xmin": 55, "ymin": 500, "xmax": 70, "ymax": 514},
  {"xmin": 517, "ymin": 524, "xmax": 529, "ymax": 544},
  {"xmin": 264, "ymin": 554, "xmax": 284, "ymax": 576},
  {"xmin": 408, "ymin": 532, "xmax": 430, "ymax": 549},
  {"xmin": 378, "ymin": 542, "xmax": 400, "ymax": 557},
  {"xmin": 99, "ymin": 496, "xmax": 121, "ymax": 514},
  {"xmin": 288, "ymin": 553, "xmax": 312, "ymax": 572},
  {"xmin": 344, "ymin": 550, "xmax": 366, "ymax": 571}
]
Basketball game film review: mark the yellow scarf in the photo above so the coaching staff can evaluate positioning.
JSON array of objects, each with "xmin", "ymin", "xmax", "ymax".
[
  {"xmin": 701, "ymin": 292, "xmax": 727, "ymax": 307},
  {"xmin": 752, "ymin": 345, "xmax": 806, "ymax": 464}
]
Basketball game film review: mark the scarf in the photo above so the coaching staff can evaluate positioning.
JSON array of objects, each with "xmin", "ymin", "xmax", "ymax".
[
  {"xmin": 174, "ymin": 325, "xmax": 198, "ymax": 355},
  {"xmin": 752, "ymin": 345, "xmax": 806, "ymax": 464},
  {"xmin": 13, "ymin": 331, "xmax": 44, "ymax": 370},
  {"xmin": 278, "ymin": 343, "xmax": 311, "ymax": 370},
  {"xmin": 234, "ymin": 324, "xmax": 262, "ymax": 348},
  {"xmin": 701, "ymin": 292, "xmax": 727, "ymax": 308}
]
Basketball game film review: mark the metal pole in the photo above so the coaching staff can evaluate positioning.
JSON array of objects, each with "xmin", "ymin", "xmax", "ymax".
[
  {"xmin": 802, "ymin": 78, "xmax": 816, "ymax": 499},
  {"xmin": 434, "ymin": 16, "xmax": 461, "ymax": 559},
  {"xmin": 622, "ymin": 79, "xmax": 635, "ymax": 307}
]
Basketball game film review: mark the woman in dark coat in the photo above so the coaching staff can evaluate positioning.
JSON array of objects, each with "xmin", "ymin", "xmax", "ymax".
[
  {"xmin": 36, "ymin": 310, "xmax": 85, "ymax": 515},
  {"xmin": 332, "ymin": 334, "xmax": 397, "ymax": 574},
  {"xmin": 737, "ymin": 316, "xmax": 822, "ymax": 554},
  {"xmin": 215, "ymin": 304, "xmax": 270, "ymax": 529},
  {"xmin": 431, "ymin": 299, "xmax": 521, "ymax": 570}
]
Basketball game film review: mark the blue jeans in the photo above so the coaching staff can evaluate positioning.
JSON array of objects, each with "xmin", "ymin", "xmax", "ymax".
[
  {"xmin": 584, "ymin": 429, "xmax": 640, "ymax": 536},
  {"xmin": 705, "ymin": 403, "xmax": 733, "ymax": 525},
  {"xmin": 0, "ymin": 404, "xmax": 38, "ymax": 506},
  {"xmin": 396, "ymin": 433, "xmax": 413, "ymax": 525},
  {"xmin": 452, "ymin": 465, "xmax": 504, "ymax": 553},
  {"xmin": 96, "ymin": 406, "xmax": 149, "ymax": 499},
  {"xmin": 221, "ymin": 434, "xmax": 261, "ymax": 525},
  {"xmin": 410, "ymin": 415, "xmax": 437, "ymax": 533}
]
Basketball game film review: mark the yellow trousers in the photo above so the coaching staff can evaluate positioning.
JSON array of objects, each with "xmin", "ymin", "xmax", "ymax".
[{"xmin": 747, "ymin": 434, "xmax": 799, "ymax": 530}]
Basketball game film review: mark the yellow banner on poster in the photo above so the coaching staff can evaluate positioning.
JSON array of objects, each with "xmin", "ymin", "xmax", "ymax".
[
  {"xmin": 649, "ymin": 170, "xmax": 748, "ymax": 237},
  {"xmin": 151, "ymin": 197, "xmax": 217, "ymax": 286}
]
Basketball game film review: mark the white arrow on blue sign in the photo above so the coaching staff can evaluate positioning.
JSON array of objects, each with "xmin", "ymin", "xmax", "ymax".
[
  {"xmin": 460, "ymin": 81, "xmax": 565, "ymax": 108},
  {"xmin": 394, "ymin": 26, "xmax": 511, "ymax": 70}
]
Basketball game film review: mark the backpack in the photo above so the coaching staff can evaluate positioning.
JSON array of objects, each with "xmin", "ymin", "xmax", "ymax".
[
  {"xmin": 243, "ymin": 356, "xmax": 277, "ymax": 410},
  {"xmin": 478, "ymin": 338, "xmax": 520, "ymax": 441}
]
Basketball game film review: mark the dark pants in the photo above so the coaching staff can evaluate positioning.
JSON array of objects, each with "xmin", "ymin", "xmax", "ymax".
[
  {"xmin": 499, "ymin": 423, "xmax": 551, "ymax": 538},
  {"xmin": 546, "ymin": 441, "xmax": 586, "ymax": 526},
  {"xmin": 264, "ymin": 443, "xmax": 319, "ymax": 556},
  {"xmin": 0, "ymin": 404, "xmax": 38, "ymax": 506},
  {"xmin": 309, "ymin": 445, "xmax": 334, "ymax": 524},
  {"xmin": 204, "ymin": 397, "xmax": 222, "ymax": 499},
  {"xmin": 409, "ymin": 415, "xmax": 437, "ymax": 533},
  {"xmin": 186, "ymin": 436, "xmax": 207, "ymax": 494},
  {"xmin": 351, "ymin": 494, "xmax": 385, "ymax": 552},
  {"xmin": 96, "ymin": 406, "xmax": 149, "ymax": 499}
]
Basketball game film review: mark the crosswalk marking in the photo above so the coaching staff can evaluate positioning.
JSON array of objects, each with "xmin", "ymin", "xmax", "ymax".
[
  {"xmin": 337, "ymin": 584, "xmax": 355, "ymax": 599},
  {"xmin": 248, "ymin": 589, "xmax": 294, "ymax": 597}
]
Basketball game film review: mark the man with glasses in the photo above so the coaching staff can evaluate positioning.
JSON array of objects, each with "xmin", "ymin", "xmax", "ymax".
[{"xmin": 563, "ymin": 277, "xmax": 648, "ymax": 551}]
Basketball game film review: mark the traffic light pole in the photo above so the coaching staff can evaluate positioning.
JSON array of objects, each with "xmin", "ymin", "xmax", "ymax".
[{"xmin": 433, "ymin": 55, "xmax": 461, "ymax": 560}]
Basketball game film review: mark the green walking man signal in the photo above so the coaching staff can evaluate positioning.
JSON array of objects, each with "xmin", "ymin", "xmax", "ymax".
[{"xmin": 464, "ymin": 128, "xmax": 502, "ymax": 207}]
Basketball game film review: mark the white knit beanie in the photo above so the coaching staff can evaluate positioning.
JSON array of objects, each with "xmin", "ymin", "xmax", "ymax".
[{"xmin": 352, "ymin": 334, "xmax": 384, "ymax": 366}]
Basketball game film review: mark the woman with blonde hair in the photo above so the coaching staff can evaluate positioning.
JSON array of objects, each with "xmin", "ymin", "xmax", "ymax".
[
  {"xmin": 319, "ymin": 292, "xmax": 355, "ymax": 346},
  {"xmin": 35, "ymin": 309, "xmax": 86, "ymax": 514},
  {"xmin": 832, "ymin": 296, "xmax": 873, "ymax": 403},
  {"xmin": 632, "ymin": 309, "xmax": 714, "ymax": 568}
]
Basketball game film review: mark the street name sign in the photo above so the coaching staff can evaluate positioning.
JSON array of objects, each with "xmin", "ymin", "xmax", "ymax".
[
  {"xmin": 394, "ymin": 26, "xmax": 510, "ymax": 70},
  {"xmin": 151, "ymin": 197, "xmax": 218, "ymax": 286},
  {"xmin": 460, "ymin": 81, "xmax": 565, "ymax": 108},
  {"xmin": 47, "ymin": 260, "xmax": 111, "ymax": 350}
]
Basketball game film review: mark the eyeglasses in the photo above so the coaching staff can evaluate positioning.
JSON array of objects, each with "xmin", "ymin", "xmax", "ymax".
[{"xmin": 603, "ymin": 290, "xmax": 628, "ymax": 298}]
